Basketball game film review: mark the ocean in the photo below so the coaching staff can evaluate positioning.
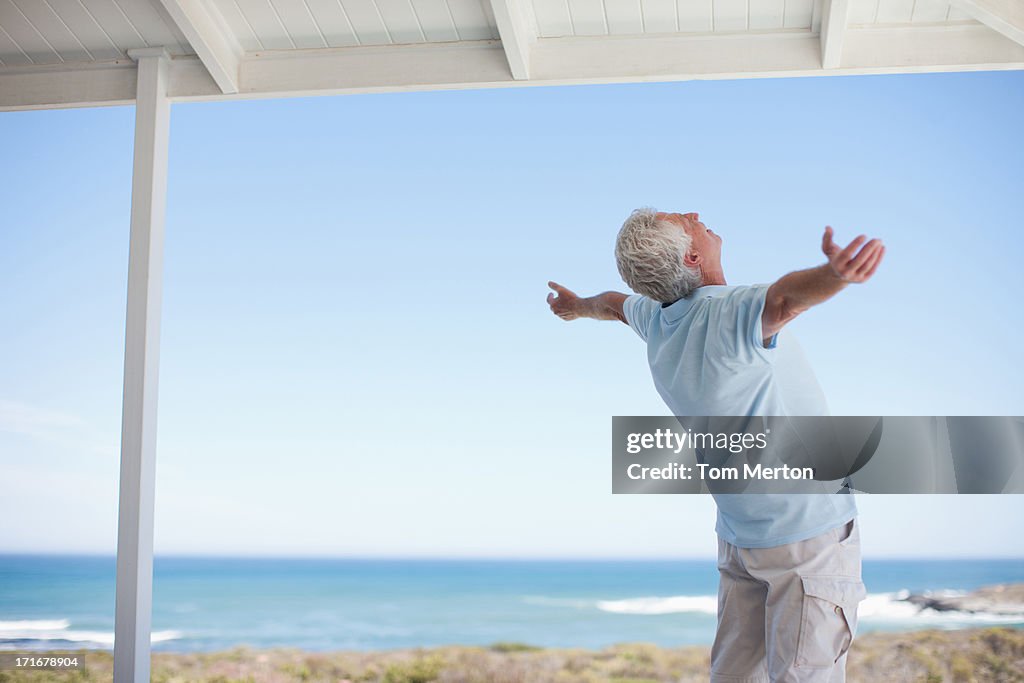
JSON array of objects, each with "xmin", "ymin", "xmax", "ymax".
[{"xmin": 1, "ymin": 556, "xmax": 1022, "ymax": 652}]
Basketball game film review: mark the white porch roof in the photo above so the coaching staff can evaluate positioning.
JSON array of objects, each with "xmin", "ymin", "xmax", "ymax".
[{"xmin": 1, "ymin": 0, "xmax": 1023, "ymax": 111}]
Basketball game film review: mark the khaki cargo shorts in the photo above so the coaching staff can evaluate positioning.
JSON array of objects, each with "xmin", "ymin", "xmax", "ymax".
[{"xmin": 710, "ymin": 518, "xmax": 866, "ymax": 683}]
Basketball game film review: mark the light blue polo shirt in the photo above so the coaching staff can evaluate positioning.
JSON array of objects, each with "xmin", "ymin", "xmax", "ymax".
[{"xmin": 623, "ymin": 284, "xmax": 857, "ymax": 548}]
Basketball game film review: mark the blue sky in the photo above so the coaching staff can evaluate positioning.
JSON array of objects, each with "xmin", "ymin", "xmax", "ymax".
[{"xmin": 1, "ymin": 71, "xmax": 1023, "ymax": 558}]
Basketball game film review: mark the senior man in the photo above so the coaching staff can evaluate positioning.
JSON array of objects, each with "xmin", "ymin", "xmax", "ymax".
[{"xmin": 547, "ymin": 209, "xmax": 884, "ymax": 682}]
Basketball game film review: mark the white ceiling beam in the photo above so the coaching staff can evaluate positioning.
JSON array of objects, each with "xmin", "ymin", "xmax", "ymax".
[
  {"xmin": 488, "ymin": 0, "xmax": 538, "ymax": 79},
  {"xmin": 3, "ymin": 26, "xmax": 1023, "ymax": 112},
  {"xmin": 156, "ymin": 0, "xmax": 243, "ymax": 93},
  {"xmin": 820, "ymin": 0, "xmax": 852, "ymax": 68},
  {"xmin": 0, "ymin": 56, "xmax": 220, "ymax": 111},
  {"xmin": 530, "ymin": 31, "xmax": 822, "ymax": 81},
  {"xmin": 529, "ymin": 24, "xmax": 1024, "ymax": 82},
  {"xmin": 840, "ymin": 22, "xmax": 1024, "ymax": 70},
  {"xmin": 950, "ymin": 0, "xmax": 1024, "ymax": 47},
  {"xmin": 241, "ymin": 41, "xmax": 513, "ymax": 98}
]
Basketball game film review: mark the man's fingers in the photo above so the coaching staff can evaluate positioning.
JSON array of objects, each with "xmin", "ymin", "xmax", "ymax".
[
  {"xmin": 547, "ymin": 281, "xmax": 580, "ymax": 320},
  {"xmin": 825, "ymin": 229, "xmax": 886, "ymax": 282},
  {"xmin": 854, "ymin": 243, "xmax": 883, "ymax": 276},
  {"xmin": 846, "ymin": 239, "xmax": 880, "ymax": 271},
  {"xmin": 548, "ymin": 281, "xmax": 573, "ymax": 296},
  {"xmin": 822, "ymin": 226, "xmax": 835, "ymax": 253},
  {"xmin": 861, "ymin": 246, "xmax": 886, "ymax": 279},
  {"xmin": 836, "ymin": 235, "xmax": 867, "ymax": 264},
  {"xmin": 850, "ymin": 251, "xmax": 877, "ymax": 279}
]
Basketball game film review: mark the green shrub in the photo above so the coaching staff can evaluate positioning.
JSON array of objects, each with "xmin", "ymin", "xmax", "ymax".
[
  {"xmin": 382, "ymin": 654, "xmax": 445, "ymax": 683},
  {"xmin": 489, "ymin": 642, "xmax": 542, "ymax": 653}
]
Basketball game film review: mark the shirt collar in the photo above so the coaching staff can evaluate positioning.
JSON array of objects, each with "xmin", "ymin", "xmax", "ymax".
[{"xmin": 661, "ymin": 285, "xmax": 733, "ymax": 322}]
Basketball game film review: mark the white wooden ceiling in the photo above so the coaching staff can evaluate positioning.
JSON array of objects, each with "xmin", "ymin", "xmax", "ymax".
[
  {"xmin": 1, "ymin": 0, "xmax": 1022, "ymax": 110},
  {"xmin": 212, "ymin": 0, "xmax": 498, "ymax": 51},
  {"xmin": 0, "ymin": 0, "xmax": 194, "ymax": 66},
  {"xmin": 531, "ymin": 0, "xmax": 978, "ymax": 37},
  {"xmin": 848, "ymin": 0, "xmax": 973, "ymax": 24},
  {"xmin": 0, "ymin": 0, "xmax": 987, "ymax": 66},
  {"xmin": 535, "ymin": 0, "xmax": 817, "ymax": 35}
]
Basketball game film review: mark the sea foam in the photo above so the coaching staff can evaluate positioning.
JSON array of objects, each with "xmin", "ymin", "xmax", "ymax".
[
  {"xmin": 589, "ymin": 590, "xmax": 1024, "ymax": 626},
  {"xmin": 596, "ymin": 595, "xmax": 719, "ymax": 615},
  {"xmin": 0, "ymin": 620, "xmax": 71, "ymax": 631},
  {"xmin": 0, "ymin": 619, "xmax": 182, "ymax": 649}
]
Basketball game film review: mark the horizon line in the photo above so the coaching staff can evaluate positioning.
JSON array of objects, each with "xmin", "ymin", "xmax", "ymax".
[{"xmin": 2, "ymin": 551, "xmax": 1024, "ymax": 562}]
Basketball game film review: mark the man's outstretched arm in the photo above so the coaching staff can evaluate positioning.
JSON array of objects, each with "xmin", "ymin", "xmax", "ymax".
[
  {"xmin": 547, "ymin": 281, "xmax": 629, "ymax": 324},
  {"xmin": 762, "ymin": 227, "xmax": 885, "ymax": 344}
]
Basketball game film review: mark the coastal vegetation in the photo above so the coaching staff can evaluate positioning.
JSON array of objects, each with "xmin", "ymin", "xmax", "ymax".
[{"xmin": 2, "ymin": 627, "xmax": 1021, "ymax": 683}]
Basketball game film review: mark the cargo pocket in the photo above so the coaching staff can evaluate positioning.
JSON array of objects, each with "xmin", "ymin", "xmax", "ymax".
[
  {"xmin": 836, "ymin": 518, "xmax": 859, "ymax": 547},
  {"xmin": 794, "ymin": 575, "xmax": 866, "ymax": 669}
]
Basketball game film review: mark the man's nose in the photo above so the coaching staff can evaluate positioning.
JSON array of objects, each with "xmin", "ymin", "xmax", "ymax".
[{"xmin": 683, "ymin": 212, "xmax": 699, "ymax": 221}]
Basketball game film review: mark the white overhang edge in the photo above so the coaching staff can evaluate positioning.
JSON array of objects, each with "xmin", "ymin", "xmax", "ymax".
[{"xmin": 2, "ymin": 24, "xmax": 1024, "ymax": 112}]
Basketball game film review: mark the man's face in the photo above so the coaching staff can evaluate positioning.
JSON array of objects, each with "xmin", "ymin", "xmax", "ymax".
[{"xmin": 656, "ymin": 212, "xmax": 723, "ymax": 264}]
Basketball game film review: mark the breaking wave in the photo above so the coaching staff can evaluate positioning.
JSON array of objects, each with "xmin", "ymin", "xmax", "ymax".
[
  {"xmin": 530, "ymin": 589, "xmax": 1024, "ymax": 626},
  {"xmin": 0, "ymin": 619, "xmax": 182, "ymax": 650},
  {"xmin": 596, "ymin": 595, "xmax": 719, "ymax": 615}
]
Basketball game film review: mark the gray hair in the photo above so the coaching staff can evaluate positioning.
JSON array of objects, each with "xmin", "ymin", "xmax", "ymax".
[{"xmin": 615, "ymin": 208, "xmax": 703, "ymax": 304}]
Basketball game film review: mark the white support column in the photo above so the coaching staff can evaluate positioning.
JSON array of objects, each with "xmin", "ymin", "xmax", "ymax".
[
  {"xmin": 820, "ymin": 0, "xmax": 851, "ymax": 68},
  {"xmin": 113, "ymin": 47, "xmax": 171, "ymax": 683}
]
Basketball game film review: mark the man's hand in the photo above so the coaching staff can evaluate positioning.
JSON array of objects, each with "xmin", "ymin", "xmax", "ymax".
[
  {"xmin": 822, "ymin": 226, "xmax": 885, "ymax": 283},
  {"xmin": 547, "ymin": 282, "xmax": 583, "ymax": 320},
  {"xmin": 547, "ymin": 282, "xmax": 628, "ymax": 324},
  {"xmin": 762, "ymin": 227, "xmax": 886, "ymax": 344}
]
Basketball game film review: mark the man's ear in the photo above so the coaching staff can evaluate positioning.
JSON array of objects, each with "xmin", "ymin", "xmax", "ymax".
[{"xmin": 683, "ymin": 250, "xmax": 702, "ymax": 268}]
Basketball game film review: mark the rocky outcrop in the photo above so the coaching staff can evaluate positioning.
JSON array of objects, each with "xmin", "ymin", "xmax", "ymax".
[{"xmin": 902, "ymin": 583, "xmax": 1024, "ymax": 616}]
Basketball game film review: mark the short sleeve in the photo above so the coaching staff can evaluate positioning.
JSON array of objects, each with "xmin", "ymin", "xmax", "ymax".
[
  {"xmin": 730, "ymin": 284, "xmax": 777, "ymax": 360},
  {"xmin": 712, "ymin": 284, "xmax": 774, "ymax": 362},
  {"xmin": 623, "ymin": 294, "xmax": 660, "ymax": 342}
]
